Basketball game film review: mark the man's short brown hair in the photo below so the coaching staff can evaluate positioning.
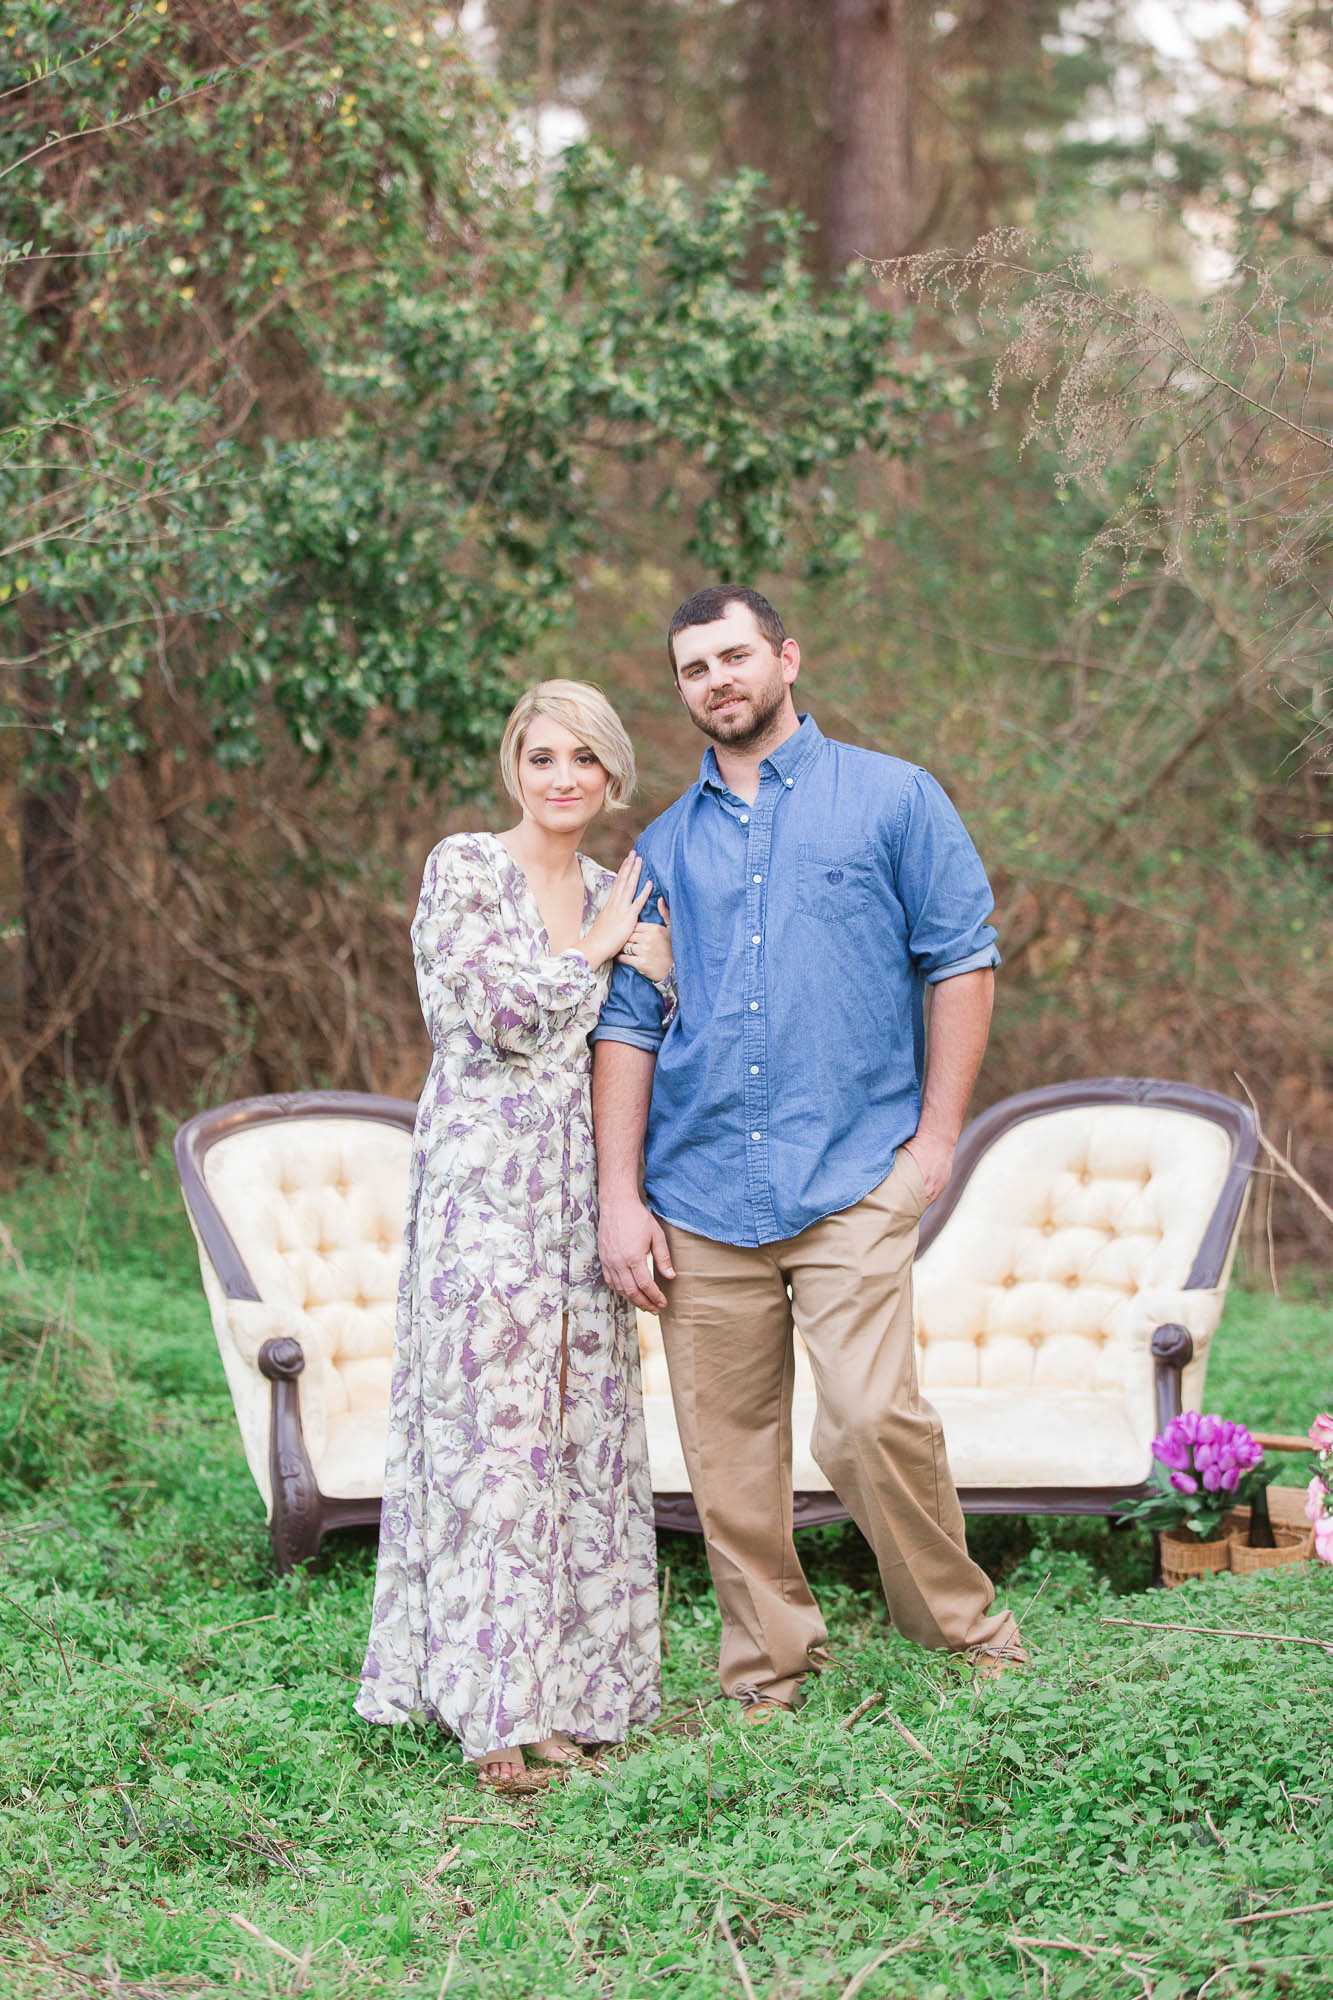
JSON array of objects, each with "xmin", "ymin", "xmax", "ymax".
[{"xmin": 667, "ymin": 586, "xmax": 786, "ymax": 675}]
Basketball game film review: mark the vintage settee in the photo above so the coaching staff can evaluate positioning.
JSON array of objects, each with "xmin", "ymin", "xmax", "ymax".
[{"xmin": 175, "ymin": 1078, "xmax": 1257, "ymax": 1571}]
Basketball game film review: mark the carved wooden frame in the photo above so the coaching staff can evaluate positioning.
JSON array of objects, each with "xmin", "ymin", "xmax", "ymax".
[
  {"xmin": 178, "ymin": 1078, "xmax": 1257, "ymax": 1571},
  {"xmin": 651, "ymin": 1077, "xmax": 1258, "ymax": 1538},
  {"xmin": 175, "ymin": 1090, "xmax": 417, "ymax": 1573}
]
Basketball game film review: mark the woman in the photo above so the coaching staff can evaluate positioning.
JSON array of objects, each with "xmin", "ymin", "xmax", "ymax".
[{"xmin": 356, "ymin": 681, "xmax": 670, "ymax": 1788}]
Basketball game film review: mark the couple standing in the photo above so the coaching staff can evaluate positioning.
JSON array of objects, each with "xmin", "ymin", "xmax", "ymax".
[{"xmin": 356, "ymin": 586, "xmax": 1023, "ymax": 1786}]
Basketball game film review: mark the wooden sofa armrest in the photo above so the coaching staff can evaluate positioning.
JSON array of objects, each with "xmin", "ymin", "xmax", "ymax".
[
  {"xmin": 1150, "ymin": 1321, "xmax": 1193, "ymax": 1433},
  {"xmin": 257, "ymin": 1337, "xmax": 322, "ymax": 1574}
]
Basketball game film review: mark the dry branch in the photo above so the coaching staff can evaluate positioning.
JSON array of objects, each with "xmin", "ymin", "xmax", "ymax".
[{"xmin": 1100, "ymin": 1618, "xmax": 1333, "ymax": 1656}]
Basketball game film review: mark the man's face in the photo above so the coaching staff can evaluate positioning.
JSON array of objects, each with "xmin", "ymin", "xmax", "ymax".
[{"xmin": 671, "ymin": 603, "xmax": 799, "ymax": 749}]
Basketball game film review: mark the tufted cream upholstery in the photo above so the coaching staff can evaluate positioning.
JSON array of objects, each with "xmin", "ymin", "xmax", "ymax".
[
  {"xmin": 638, "ymin": 1103, "xmax": 1241, "ymax": 1497},
  {"xmin": 190, "ymin": 1094, "xmax": 1244, "ymax": 1531},
  {"xmin": 189, "ymin": 1118, "xmax": 411, "ymax": 1510}
]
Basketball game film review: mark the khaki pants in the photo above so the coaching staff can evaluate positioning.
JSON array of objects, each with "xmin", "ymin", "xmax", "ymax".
[{"xmin": 656, "ymin": 1150, "xmax": 1020, "ymax": 1703}]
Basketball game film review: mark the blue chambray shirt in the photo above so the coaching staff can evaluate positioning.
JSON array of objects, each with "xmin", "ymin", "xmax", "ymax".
[{"xmin": 590, "ymin": 715, "xmax": 1001, "ymax": 1249}]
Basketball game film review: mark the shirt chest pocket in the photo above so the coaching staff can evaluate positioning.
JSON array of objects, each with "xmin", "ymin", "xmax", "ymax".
[{"xmin": 794, "ymin": 842, "xmax": 876, "ymax": 920}]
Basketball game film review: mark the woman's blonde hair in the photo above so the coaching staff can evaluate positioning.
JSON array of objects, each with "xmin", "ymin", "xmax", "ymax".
[{"xmin": 499, "ymin": 679, "xmax": 636, "ymax": 812}]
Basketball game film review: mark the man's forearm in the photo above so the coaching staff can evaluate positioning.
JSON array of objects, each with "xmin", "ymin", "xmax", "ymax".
[
  {"xmin": 593, "ymin": 1040, "xmax": 657, "ymax": 1201},
  {"xmin": 919, "ymin": 967, "xmax": 994, "ymax": 1143}
]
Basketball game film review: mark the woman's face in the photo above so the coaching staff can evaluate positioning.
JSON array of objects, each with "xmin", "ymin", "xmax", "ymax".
[{"xmin": 516, "ymin": 715, "xmax": 609, "ymax": 835}]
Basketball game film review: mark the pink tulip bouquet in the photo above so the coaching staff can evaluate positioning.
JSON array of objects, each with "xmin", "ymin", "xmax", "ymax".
[
  {"xmin": 1123, "ymin": 1411, "xmax": 1265, "ymax": 1542},
  {"xmin": 1305, "ymin": 1413, "xmax": 1333, "ymax": 1565}
]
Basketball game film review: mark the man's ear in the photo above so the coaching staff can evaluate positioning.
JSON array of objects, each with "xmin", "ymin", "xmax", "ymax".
[{"xmin": 781, "ymin": 637, "xmax": 801, "ymax": 687}]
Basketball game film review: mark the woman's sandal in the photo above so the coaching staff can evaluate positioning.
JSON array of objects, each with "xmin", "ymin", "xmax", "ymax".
[
  {"xmin": 473, "ymin": 1748, "xmax": 546, "ymax": 1794},
  {"xmin": 525, "ymin": 1733, "xmax": 587, "ymax": 1768}
]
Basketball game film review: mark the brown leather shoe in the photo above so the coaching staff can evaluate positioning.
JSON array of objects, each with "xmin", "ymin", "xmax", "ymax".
[{"xmin": 737, "ymin": 1692, "xmax": 797, "ymax": 1726}]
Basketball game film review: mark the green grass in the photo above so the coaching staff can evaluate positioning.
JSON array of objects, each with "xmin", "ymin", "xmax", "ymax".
[{"xmin": 1, "ymin": 1140, "xmax": 1330, "ymax": 1999}]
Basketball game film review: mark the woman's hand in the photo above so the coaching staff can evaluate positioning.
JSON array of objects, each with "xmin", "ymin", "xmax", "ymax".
[
  {"xmin": 618, "ymin": 898, "xmax": 671, "ymax": 983},
  {"xmin": 578, "ymin": 852, "xmax": 652, "ymax": 969}
]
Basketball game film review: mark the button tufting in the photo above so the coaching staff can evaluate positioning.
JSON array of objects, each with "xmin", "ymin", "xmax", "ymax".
[
  {"xmin": 1041, "ymin": 1221, "xmax": 1056, "ymax": 1236},
  {"xmin": 1065, "ymin": 1274, "xmax": 1080, "ymax": 1289},
  {"xmin": 1001, "ymin": 1274, "xmax": 1018, "ymax": 1289}
]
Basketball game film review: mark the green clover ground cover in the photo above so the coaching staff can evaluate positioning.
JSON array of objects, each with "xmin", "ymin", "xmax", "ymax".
[{"xmin": 0, "ymin": 1139, "xmax": 1330, "ymax": 2000}]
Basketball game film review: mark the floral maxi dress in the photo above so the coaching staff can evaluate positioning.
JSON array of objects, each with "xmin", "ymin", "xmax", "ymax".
[{"xmin": 356, "ymin": 832, "xmax": 661, "ymax": 1759}]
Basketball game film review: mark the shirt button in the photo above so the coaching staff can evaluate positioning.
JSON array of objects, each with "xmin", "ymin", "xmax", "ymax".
[
  {"xmin": 751, "ymin": 933, "xmax": 760, "ymax": 945},
  {"xmin": 749, "ymin": 1001, "xmax": 759, "ymax": 1011},
  {"xmin": 750, "ymin": 1064, "xmax": 759, "ymax": 1074},
  {"xmin": 753, "ymin": 874, "xmax": 762, "ymax": 884},
  {"xmin": 751, "ymin": 1131, "xmax": 761, "ymax": 1142},
  {"xmin": 785, "ymin": 778, "xmax": 794, "ymax": 787},
  {"xmin": 739, "ymin": 814, "xmax": 749, "ymax": 824}
]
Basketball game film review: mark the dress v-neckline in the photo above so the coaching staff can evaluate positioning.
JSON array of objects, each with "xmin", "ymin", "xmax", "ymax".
[{"xmin": 483, "ymin": 831, "xmax": 595, "ymax": 955}]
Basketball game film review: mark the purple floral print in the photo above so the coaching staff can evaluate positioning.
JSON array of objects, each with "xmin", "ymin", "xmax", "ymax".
[{"xmin": 355, "ymin": 832, "xmax": 661, "ymax": 1759}]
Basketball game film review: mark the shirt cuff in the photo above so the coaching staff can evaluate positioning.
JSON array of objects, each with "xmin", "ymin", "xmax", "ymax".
[
  {"xmin": 588, "ymin": 1025, "xmax": 665, "ymax": 1053},
  {"xmin": 924, "ymin": 943, "xmax": 1001, "ymax": 984}
]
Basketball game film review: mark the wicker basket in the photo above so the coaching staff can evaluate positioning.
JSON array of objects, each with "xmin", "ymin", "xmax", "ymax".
[
  {"xmin": 1160, "ymin": 1528, "xmax": 1232, "ymax": 1588},
  {"xmin": 1224, "ymin": 1489, "xmax": 1315, "ymax": 1574}
]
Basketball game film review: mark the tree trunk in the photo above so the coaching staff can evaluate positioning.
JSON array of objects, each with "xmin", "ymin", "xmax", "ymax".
[{"xmin": 826, "ymin": 0, "xmax": 913, "ymax": 277}]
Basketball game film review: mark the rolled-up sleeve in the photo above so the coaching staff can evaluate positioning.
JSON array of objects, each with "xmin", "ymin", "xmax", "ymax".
[
  {"xmin": 892, "ymin": 769, "xmax": 1001, "ymax": 982},
  {"xmin": 590, "ymin": 841, "xmax": 671, "ymax": 1049},
  {"xmin": 590, "ymin": 958, "xmax": 670, "ymax": 1052}
]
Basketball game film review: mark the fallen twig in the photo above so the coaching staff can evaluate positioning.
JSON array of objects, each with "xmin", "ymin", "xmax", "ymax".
[
  {"xmin": 202, "ymin": 1612, "xmax": 280, "ymax": 1637},
  {"xmin": 1227, "ymin": 1898, "xmax": 1333, "ymax": 1927},
  {"xmin": 877, "ymin": 1706, "xmax": 941, "ymax": 1764},
  {"xmin": 424, "ymin": 1843, "xmax": 461, "ymax": 1884},
  {"xmin": 875, "ymin": 1786, "xmax": 925, "ymax": 1831},
  {"xmin": 0, "ymin": 1585, "xmax": 75, "ymax": 1687},
  {"xmin": 842, "ymin": 1692, "xmax": 883, "ymax": 1730},
  {"xmin": 716, "ymin": 1898, "xmax": 758, "ymax": 2000},
  {"xmin": 651, "ymin": 1693, "xmax": 724, "ymax": 1734},
  {"xmin": 229, "ymin": 1914, "xmax": 305, "ymax": 1965},
  {"xmin": 1100, "ymin": 1617, "xmax": 1333, "ymax": 1656},
  {"xmin": 835, "ymin": 1929, "xmax": 932, "ymax": 1999},
  {"xmin": 1010, "ymin": 1933, "xmax": 1104, "ymax": 1961}
]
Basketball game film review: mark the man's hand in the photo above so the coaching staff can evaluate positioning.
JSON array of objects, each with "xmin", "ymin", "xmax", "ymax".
[
  {"xmin": 899, "ymin": 1128, "xmax": 956, "ymax": 1205},
  {"xmin": 599, "ymin": 1196, "xmax": 675, "ymax": 1312}
]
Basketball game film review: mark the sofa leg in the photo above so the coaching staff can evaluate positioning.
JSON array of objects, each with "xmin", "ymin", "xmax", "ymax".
[
  {"xmin": 271, "ymin": 1501, "xmax": 323, "ymax": 1575},
  {"xmin": 258, "ymin": 1335, "xmax": 324, "ymax": 1575}
]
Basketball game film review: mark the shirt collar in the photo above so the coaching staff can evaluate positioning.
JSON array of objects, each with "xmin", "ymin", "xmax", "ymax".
[{"xmin": 698, "ymin": 713, "xmax": 824, "ymax": 794}]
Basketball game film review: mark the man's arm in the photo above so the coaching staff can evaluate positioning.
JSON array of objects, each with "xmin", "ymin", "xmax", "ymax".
[
  {"xmin": 901, "ymin": 967, "xmax": 993, "ymax": 1201},
  {"xmin": 593, "ymin": 1039, "xmax": 676, "ymax": 1311}
]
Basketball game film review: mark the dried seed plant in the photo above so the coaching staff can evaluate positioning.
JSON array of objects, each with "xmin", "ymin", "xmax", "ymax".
[{"xmin": 876, "ymin": 232, "xmax": 1333, "ymax": 776}]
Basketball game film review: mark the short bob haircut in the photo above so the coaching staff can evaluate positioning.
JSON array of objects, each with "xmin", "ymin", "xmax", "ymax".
[{"xmin": 498, "ymin": 679, "xmax": 637, "ymax": 812}]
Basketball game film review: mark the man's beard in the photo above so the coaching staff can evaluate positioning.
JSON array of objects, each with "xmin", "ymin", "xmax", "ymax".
[{"xmin": 692, "ymin": 672, "xmax": 789, "ymax": 749}]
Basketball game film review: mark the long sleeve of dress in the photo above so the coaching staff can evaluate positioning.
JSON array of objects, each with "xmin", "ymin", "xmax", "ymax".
[{"xmin": 413, "ymin": 838, "xmax": 602, "ymax": 1057}]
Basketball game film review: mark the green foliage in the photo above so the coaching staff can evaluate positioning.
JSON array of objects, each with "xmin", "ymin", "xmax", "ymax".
[
  {"xmin": 1, "ymin": 1143, "xmax": 1331, "ymax": 1997},
  {"xmin": 0, "ymin": 1, "xmax": 947, "ymax": 794}
]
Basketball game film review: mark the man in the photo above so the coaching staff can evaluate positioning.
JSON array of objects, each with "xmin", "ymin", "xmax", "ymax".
[{"xmin": 591, "ymin": 586, "xmax": 1023, "ymax": 1722}]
